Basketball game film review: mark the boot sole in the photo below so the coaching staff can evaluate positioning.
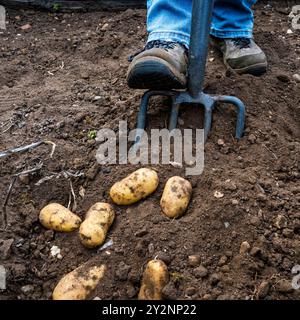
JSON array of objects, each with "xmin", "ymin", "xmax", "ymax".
[
  {"xmin": 225, "ymin": 60, "xmax": 267, "ymax": 76},
  {"xmin": 127, "ymin": 56, "xmax": 186, "ymax": 89}
]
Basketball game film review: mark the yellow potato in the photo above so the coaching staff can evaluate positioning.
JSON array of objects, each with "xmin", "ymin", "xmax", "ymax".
[
  {"xmin": 138, "ymin": 259, "xmax": 169, "ymax": 300},
  {"xmin": 79, "ymin": 202, "xmax": 115, "ymax": 248},
  {"xmin": 160, "ymin": 176, "xmax": 192, "ymax": 218},
  {"xmin": 53, "ymin": 263, "xmax": 106, "ymax": 300},
  {"xmin": 110, "ymin": 168, "xmax": 159, "ymax": 205},
  {"xmin": 39, "ymin": 203, "xmax": 82, "ymax": 232}
]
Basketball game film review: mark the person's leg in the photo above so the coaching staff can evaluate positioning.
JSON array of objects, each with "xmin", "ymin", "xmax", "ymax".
[
  {"xmin": 146, "ymin": 0, "xmax": 192, "ymax": 49},
  {"xmin": 127, "ymin": 0, "xmax": 191, "ymax": 89},
  {"xmin": 211, "ymin": 0, "xmax": 256, "ymax": 39},
  {"xmin": 210, "ymin": 0, "xmax": 267, "ymax": 75}
]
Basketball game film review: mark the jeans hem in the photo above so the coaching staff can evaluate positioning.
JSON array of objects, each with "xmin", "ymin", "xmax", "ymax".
[{"xmin": 210, "ymin": 29, "xmax": 253, "ymax": 38}]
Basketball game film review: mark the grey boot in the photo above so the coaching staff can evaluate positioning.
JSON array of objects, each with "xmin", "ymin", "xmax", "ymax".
[
  {"xmin": 211, "ymin": 37, "xmax": 267, "ymax": 76},
  {"xmin": 127, "ymin": 40, "xmax": 188, "ymax": 89}
]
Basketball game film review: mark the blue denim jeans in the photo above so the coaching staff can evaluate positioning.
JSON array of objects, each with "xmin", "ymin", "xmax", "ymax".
[{"xmin": 147, "ymin": 0, "xmax": 257, "ymax": 48}]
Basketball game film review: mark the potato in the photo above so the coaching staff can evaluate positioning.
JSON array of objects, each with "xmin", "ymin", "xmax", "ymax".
[
  {"xmin": 53, "ymin": 263, "xmax": 106, "ymax": 300},
  {"xmin": 79, "ymin": 202, "xmax": 115, "ymax": 248},
  {"xmin": 160, "ymin": 176, "xmax": 192, "ymax": 218},
  {"xmin": 39, "ymin": 203, "xmax": 82, "ymax": 232},
  {"xmin": 138, "ymin": 259, "xmax": 169, "ymax": 300},
  {"xmin": 110, "ymin": 168, "xmax": 159, "ymax": 205}
]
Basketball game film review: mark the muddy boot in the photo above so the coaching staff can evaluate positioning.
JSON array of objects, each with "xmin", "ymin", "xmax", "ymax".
[
  {"xmin": 127, "ymin": 40, "xmax": 188, "ymax": 89},
  {"xmin": 211, "ymin": 37, "xmax": 267, "ymax": 76}
]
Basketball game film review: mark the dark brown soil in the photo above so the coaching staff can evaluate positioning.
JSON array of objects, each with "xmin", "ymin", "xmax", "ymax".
[{"xmin": 0, "ymin": 2, "xmax": 300, "ymax": 300}]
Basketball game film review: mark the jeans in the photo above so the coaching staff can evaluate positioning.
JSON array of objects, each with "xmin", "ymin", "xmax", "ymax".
[{"xmin": 147, "ymin": 0, "xmax": 257, "ymax": 48}]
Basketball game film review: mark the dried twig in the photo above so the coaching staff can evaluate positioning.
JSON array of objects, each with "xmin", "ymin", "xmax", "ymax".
[
  {"xmin": 69, "ymin": 179, "xmax": 77, "ymax": 212},
  {"xmin": 0, "ymin": 140, "xmax": 56, "ymax": 159}
]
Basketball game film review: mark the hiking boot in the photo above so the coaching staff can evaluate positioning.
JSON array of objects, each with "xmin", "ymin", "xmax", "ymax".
[
  {"xmin": 127, "ymin": 40, "xmax": 188, "ymax": 89},
  {"xmin": 211, "ymin": 37, "xmax": 267, "ymax": 76}
]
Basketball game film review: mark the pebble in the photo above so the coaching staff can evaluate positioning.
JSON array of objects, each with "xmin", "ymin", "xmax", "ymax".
[
  {"xmin": 210, "ymin": 273, "xmax": 221, "ymax": 285},
  {"xmin": 292, "ymin": 74, "xmax": 300, "ymax": 83},
  {"xmin": 188, "ymin": 255, "xmax": 201, "ymax": 267},
  {"xmin": 214, "ymin": 191, "xmax": 224, "ymax": 198},
  {"xmin": 21, "ymin": 285, "xmax": 34, "ymax": 294},
  {"xmin": 0, "ymin": 239, "xmax": 14, "ymax": 259},
  {"xmin": 239, "ymin": 241, "xmax": 251, "ymax": 254},
  {"xmin": 282, "ymin": 228, "xmax": 294, "ymax": 239},
  {"xmin": 218, "ymin": 255, "xmax": 228, "ymax": 267},
  {"xmin": 20, "ymin": 24, "xmax": 31, "ymax": 30},
  {"xmin": 134, "ymin": 228, "xmax": 148, "ymax": 237},
  {"xmin": 193, "ymin": 265, "xmax": 208, "ymax": 278},
  {"xmin": 274, "ymin": 214, "xmax": 287, "ymax": 229},
  {"xmin": 248, "ymin": 134, "xmax": 257, "ymax": 144},
  {"xmin": 156, "ymin": 251, "xmax": 172, "ymax": 265},
  {"xmin": 185, "ymin": 287, "xmax": 197, "ymax": 296},
  {"xmin": 257, "ymin": 281, "xmax": 270, "ymax": 299},
  {"xmin": 276, "ymin": 279, "xmax": 294, "ymax": 293}
]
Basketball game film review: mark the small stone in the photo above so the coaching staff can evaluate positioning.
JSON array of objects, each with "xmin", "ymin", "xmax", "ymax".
[
  {"xmin": 248, "ymin": 134, "xmax": 257, "ymax": 144},
  {"xmin": 20, "ymin": 24, "xmax": 31, "ymax": 30},
  {"xmin": 217, "ymin": 139, "xmax": 225, "ymax": 146},
  {"xmin": 156, "ymin": 251, "xmax": 172, "ymax": 265},
  {"xmin": 257, "ymin": 281, "xmax": 270, "ymax": 299},
  {"xmin": 134, "ymin": 228, "xmax": 148, "ymax": 237},
  {"xmin": 224, "ymin": 180, "xmax": 237, "ymax": 191},
  {"xmin": 282, "ymin": 228, "xmax": 294, "ymax": 239},
  {"xmin": 287, "ymin": 29, "xmax": 293, "ymax": 34},
  {"xmin": 276, "ymin": 279, "xmax": 294, "ymax": 293},
  {"xmin": 201, "ymin": 293, "xmax": 212, "ymax": 300},
  {"xmin": 21, "ymin": 284, "xmax": 34, "ymax": 294},
  {"xmin": 185, "ymin": 287, "xmax": 196, "ymax": 296},
  {"xmin": 193, "ymin": 265, "xmax": 208, "ymax": 278},
  {"xmin": 218, "ymin": 255, "xmax": 228, "ymax": 267},
  {"xmin": 101, "ymin": 23, "xmax": 109, "ymax": 30},
  {"xmin": 250, "ymin": 216, "xmax": 261, "ymax": 226},
  {"xmin": 0, "ymin": 239, "xmax": 14, "ymax": 259},
  {"xmin": 292, "ymin": 74, "xmax": 300, "ymax": 83},
  {"xmin": 274, "ymin": 215, "xmax": 287, "ymax": 229},
  {"xmin": 210, "ymin": 273, "xmax": 221, "ymax": 285},
  {"xmin": 80, "ymin": 71, "xmax": 90, "ymax": 79},
  {"xmin": 232, "ymin": 199, "xmax": 239, "ymax": 205},
  {"xmin": 93, "ymin": 296, "xmax": 101, "ymax": 300},
  {"xmin": 214, "ymin": 191, "xmax": 224, "ymax": 198},
  {"xmin": 188, "ymin": 255, "xmax": 201, "ymax": 267},
  {"xmin": 239, "ymin": 241, "xmax": 251, "ymax": 254}
]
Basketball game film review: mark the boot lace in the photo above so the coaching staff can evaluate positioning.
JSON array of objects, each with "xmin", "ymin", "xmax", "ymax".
[
  {"xmin": 128, "ymin": 40, "xmax": 179, "ymax": 62},
  {"xmin": 232, "ymin": 38, "xmax": 251, "ymax": 49}
]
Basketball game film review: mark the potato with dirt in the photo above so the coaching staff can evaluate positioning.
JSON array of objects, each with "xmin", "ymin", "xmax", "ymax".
[
  {"xmin": 52, "ymin": 263, "xmax": 106, "ymax": 300},
  {"xmin": 138, "ymin": 259, "xmax": 169, "ymax": 300},
  {"xmin": 160, "ymin": 176, "xmax": 192, "ymax": 218},
  {"xmin": 110, "ymin": 168, "xmax": 159, "ymax": 205},
  {"xmin": 39, "ymin": 203, "xmax": 82, "ymax": 232},
  {"xmin": 79, "ymin": 202, "xmax": 115, "ymax": 248}
]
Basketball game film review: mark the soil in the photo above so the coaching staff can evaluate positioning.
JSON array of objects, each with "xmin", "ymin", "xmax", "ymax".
[{"xmin": 0, "ymin": 2, "xmax": 300, "ymax": 300}]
